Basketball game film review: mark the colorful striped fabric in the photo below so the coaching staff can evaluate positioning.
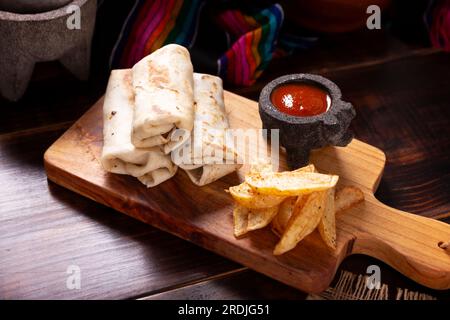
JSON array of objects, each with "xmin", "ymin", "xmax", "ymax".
[
  {"xmin": 110, "ymin": 0, "xmax": 205, "ymax": 68},
  {"xmin": 110, "ymin": 1, "xmax": 316, "ymax": 86},
  {"xmin": 216, "ymin": 4, "xmax": 284, "ymax": 86}
]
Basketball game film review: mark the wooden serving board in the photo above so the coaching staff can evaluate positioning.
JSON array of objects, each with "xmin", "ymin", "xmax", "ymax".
[{"xmin": 44, "ymin": 91, "xmax": 450, "ymax": 293}]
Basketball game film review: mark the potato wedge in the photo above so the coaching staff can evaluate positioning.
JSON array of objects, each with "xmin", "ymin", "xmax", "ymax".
[
  {"xmin": 271, "ymin": 165, "xmax": 316, "ymax": 237},
  {"xmin": 271, "ymin": 218, "xmax": 283, "ymax": 238},
  {"xmin": 233, "ymin": 206, "xmax": 249, "ymax": 237},
  {"xmin": 230, "ymin": 164, "xmax": 316, "ymax": 209},
  {"xmin": 273, "ymin": 186, "xmax": 363, "ymax": 247},
  {"xmin": 335, "ymin": 186, "xmax": 364, "ymax": 213},
  {"xmin": 245, "ymin": 171, "xmax": 339, "ymax": 196},
  {"xmin": 229, "ymin": 183, "xmax": 286, "ymax": 209},
  {"xmin": 318, "ymin": 187, "xmax": 337, "ymax": 250},
  {"xmin": 293, "ymin": 164, "xmax": 316, "ymax": 173},
  {"xmin": 274, "ymin": 191, "xmax": 326, "ymax": 255},
  {"xmin": 247, "ymin": 206, "xmax": 279, "ymax": 231},
  {"xmin": 271, "ymin": 196, "xmax": 298, "ymax": 237}
]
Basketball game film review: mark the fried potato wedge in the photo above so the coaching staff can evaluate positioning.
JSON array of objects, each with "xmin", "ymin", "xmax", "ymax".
[
  {"xmin": 245, "ymin": 171, "xmax": 339, "ymax": 196},
  {"xmin": 229, "ymin": 164, "xmax": 316, "ymax": 209},
  {"xmin": 247, "ymin": 206, "xmax": 279, "ymax": 231},
  {"xmin": 271, "ymin": 218, "xmax": 282, "ymax": 238},
  {"xmin": 293, "ymin": 164, "xmax": 316, "ymax": 173},
  {"xmin": 318, "ymin": 188, "xmax": 337, "ymax": 250},
  {"xmin": 274, "ymin": 191, "xmax": 326, "ymax": 255},
  {"xmin": 271, "ymin": 196, "xmax": 298, "ymax": 237},
  {"xmin": 271, "ymin": 186, "xmax": 364, "ymax": 246},
  {"xmin": 229, "ymin": 183, "xmax": 286, "ymax": 209},
  {"xmin": 335, "ymin": 186, "xmax": 364, "ymax": 213},
  {"xmin": 233, "ymin": 206, "xmax": 249, "ymax": 238}
]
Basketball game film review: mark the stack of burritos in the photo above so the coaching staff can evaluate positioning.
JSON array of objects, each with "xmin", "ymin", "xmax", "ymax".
[{"xmin": 101, "ymin": 44, "xmax": 241, "ymax": 187}]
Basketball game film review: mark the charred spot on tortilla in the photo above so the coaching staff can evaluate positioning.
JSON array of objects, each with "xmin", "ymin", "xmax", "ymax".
[
  {"xmin": 151, "ymin": 104, "xmax": 165, "ymax": 115},
  {"xmin": 148, "ymin": 62, "xmax": 170, "ymax": 86},
  {"xmin": 123, "ymin": 72, "xmax": 133, "ymax": 88},
  {"xmin": 108, "ymin": 111, "xmax": 117, "ymax": 120},
  {"xmin": 151, "ymin": 75, "xmax": 170, "ymax": 87},
  {"xmin": 155, "ymin": 85, "xmax": 179, "ymax": 94},
  {"xmin": 128, "ymin": 93, "xmax": 134, "ymax": 104}
]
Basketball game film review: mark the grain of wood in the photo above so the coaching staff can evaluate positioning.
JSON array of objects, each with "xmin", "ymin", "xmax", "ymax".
[{"xmin": 0, "ymin": 130, "xmax": 239, "ymax": 299}]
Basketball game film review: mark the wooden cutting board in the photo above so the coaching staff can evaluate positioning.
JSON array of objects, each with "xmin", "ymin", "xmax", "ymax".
[{"xmin": 44, "ymin": 91, "xmax": 450, "ymax": 293}]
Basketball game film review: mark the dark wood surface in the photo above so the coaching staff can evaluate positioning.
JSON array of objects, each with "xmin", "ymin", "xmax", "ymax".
[
  {"xmin": 330, "ymin": 52, "xmax": 450, "ymax": 219},
  {"xmin": 1, "ymin": 30, "xmax": 449, "ymax": 299},
  {"xmin": 0, "ymin": 130, "xmax": 240, "ymax": 299}
]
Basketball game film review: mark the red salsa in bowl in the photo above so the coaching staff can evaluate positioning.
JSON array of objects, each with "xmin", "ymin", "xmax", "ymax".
[{"xmin": 270, "ymin": 83, "xmax": 330, "ymax": 117}]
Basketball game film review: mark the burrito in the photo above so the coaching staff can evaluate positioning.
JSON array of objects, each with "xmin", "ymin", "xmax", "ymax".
[
  {"xmin": 172, "ymin": 73, "xmax": 242, "ymax": 186},
  {"xmin": 101, "ymin": 69, "xmax": 177, "ymax": 187},
  {"xmin": 131, "ymin": 44, "xmax": 195, "ymax": 153}
]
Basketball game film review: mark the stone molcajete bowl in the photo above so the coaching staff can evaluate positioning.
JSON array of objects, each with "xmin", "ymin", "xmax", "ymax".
[
  {"xmin": 259, "ymin": 74, "xmax": 356, "ymax": 169},
  {"xmin": 0, "ymin": 0, "xmax": 96, "ymax": 101}
]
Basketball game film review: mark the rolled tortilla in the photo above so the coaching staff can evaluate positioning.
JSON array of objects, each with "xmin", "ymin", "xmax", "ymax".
[
  {"xmin": 101, "ymin": 69, "xmax": 177, "ymax": 187},
  {"xmin": 172, "ymin": 73, "xmax": 242, "ymax": 186},
  {"xmin": 131, "ymin": 44, "xmax": 194, "ymax": 153}
]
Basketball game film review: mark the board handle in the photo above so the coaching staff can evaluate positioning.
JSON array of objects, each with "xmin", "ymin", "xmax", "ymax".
[{"xmin": 343, "ymin": 195, "xmax": 450, "ymax": 290}]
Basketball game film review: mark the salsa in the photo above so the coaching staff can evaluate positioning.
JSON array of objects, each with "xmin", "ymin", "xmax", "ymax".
[{"xmin": 270, "ymin": 83, "xmax": 329, "ymax": 117}]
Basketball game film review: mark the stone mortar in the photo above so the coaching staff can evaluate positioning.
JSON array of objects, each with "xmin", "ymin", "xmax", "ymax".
[
  {"xmin": 0, "ymin": 0, "xmax": 96, "ymax": 101},
  {"xmin": 259, "ymin": 74, "xmax": 356, "ymax": 169}
]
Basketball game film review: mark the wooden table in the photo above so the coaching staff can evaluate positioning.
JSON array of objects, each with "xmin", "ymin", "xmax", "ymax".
[{"xmin": 1, "ymin": 30, "xmax": 449, "ymax": 299}]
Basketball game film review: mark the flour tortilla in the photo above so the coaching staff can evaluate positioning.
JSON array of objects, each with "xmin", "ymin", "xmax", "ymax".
[
  {"xmin": 131, "ymin": 44, "xmax": 194, "ymax": 153},
  {"xmin": 101, "ymin": 69, "xmax": 177, "ymax": 187},
  {"xmin": 173, "ymin": 73, "xmax": 241, "ymax": 186}
]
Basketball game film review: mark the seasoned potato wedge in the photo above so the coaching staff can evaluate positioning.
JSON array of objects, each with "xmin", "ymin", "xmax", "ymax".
[
  {"xmin": 229, "ymin": 164, "xmax": 316, "ymax": 209},
  {"xmin": 233, "ymin": 205, "xmax": 279, "ymax": 237},
  {"xmin": 293, "ymin": 164, "xmax": 316, "ymax": 173},
  {"xmin": 247, "ymin": 206, "xmax": 279, "ymax": 231},
  {"xmin": 271, "ymin": 196, "xmax": 298, "ymax": 237},
  {"xmin": 229, "ymin": 183, "xmax": 286, "ymax": 209},
  {"xmin": 233, "ymin": 206, "xmax": 249, "ymax": 238},
  {"xmin": 318, "ymin": 188, "xmax": 337, "ymax": 250},
  {"xmin": 274, "ymin": 191, "xmax": 326, "ymax": 255},
  {"xmin": 245, "ymin": 171, "xmax": 339, "ymax": 196},
  {"xmin": 335, "ymin": 186, "xmax": 364, "ymax": 213}
]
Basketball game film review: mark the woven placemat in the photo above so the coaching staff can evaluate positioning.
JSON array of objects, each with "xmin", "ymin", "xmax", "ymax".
[{"xmin": 307, "ymin": 270, "xmax": 436, "ymax": 300}]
